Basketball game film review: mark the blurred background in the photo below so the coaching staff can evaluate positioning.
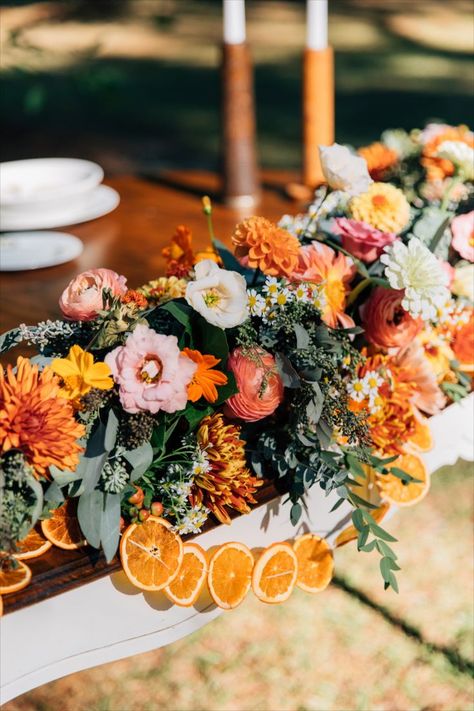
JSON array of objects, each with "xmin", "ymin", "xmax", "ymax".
[{"xmin": 1, "ymin": 1, "xmax": 473, "ymax": 709}]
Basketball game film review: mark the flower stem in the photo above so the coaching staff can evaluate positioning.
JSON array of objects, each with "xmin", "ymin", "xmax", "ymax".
[
  {"xmin": 347, "ymin": 278, "xmax": 372, "ymax": 307},
  {"xmin": 441, "ymin": 175, "xmax": 461, "ymax": 211}
]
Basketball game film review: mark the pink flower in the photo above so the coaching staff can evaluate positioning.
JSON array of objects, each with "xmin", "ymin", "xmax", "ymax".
[
  {"xmin": 105, "ymin": 324, "xmax": 197, "ymax": 414},
  {"xmin": 451, "ymin": 211, "xmax": 474, "ymax": 262},
  {"xmin": 332, "ymin": 217, "xmax": 397, "ymax": 263},
  {"xmin": 224, "ymin": 347, "xmax": 283, "ymax": 422},
  {"xmin": 291, "ymin": 241, "xmax": 356, "ymax": 329},
  {"xmin": 59, "ymin": 268, "xmax": 127, "ymax": 321},
  {"xmin": 439, "ymin": 260, "xmax": 455, "ymax": 287},
  {"xmin": 361, "ymin": 287, "xmax": 422, "ymax": 350}
]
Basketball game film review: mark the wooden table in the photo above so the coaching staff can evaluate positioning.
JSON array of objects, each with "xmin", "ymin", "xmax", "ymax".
[{"xmin": 0, "ymin": 171, "xmax": 297, "ymax": 332}]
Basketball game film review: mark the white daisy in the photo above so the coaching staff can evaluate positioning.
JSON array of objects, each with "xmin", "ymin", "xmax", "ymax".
[
  {"xmin": 273, "ymin": 287, "xmax": 294, "ymax": 308},
  {"xmin": 362, "ymin": 370, "xmax": 384, "ymax": 395},
  {"xmin": 247, "ymin": 289, "xmax": 267, "ymax": 317},
  {"xmin": 262, "ymin": 276, "xmax": 280, "ymax": 298},
  {"xmin": 381, "ymin": 238, "xmax": 450, "ymax": 320},
  {"xmin": 347, "ymin": 378, "xmax": 366, "ymax": 402},
  {"xmin": 293, "ymin": 283, "xmax": 311, "ymax": 303}
]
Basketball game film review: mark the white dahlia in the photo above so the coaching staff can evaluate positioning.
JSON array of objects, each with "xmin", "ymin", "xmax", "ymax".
[{"xmin": 380, "ymin": 238, "xmax": 449, "ymax": 320}]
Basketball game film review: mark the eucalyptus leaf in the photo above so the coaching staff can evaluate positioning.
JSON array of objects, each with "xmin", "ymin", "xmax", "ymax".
[
  {"xmin": 100, "ymin": 493, "xmax": 121, "ymax": 562},
  {"xmin": 44, "ymin": 480, "xmax": 65, "ymax": 505},
  {"xmin": 275, "ymin": 352, "xmax": 301, "ymax": 389},
  {"xmin": 124, "ymin": 441, "xmax": 154, "ymax": 480},
  {"xmin": 294, "ymin": 323, "xmax": 310, "ymax": 350},
  {"xmin": 290, "ymin": 502, "xmax": 302, "ymax": 525},
  {"xmin": 77, "ymin": 489, "xmax": 103, "ymax": 548},
  {"xmin": 104, "ymin": 409, "xmax": 119, "ymax": 452}
]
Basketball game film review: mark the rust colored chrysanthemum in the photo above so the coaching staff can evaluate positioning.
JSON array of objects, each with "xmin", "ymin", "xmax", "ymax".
[
  {"xmin": 232, "ymin": 216, "xmax": 300, "ymax": 277},
  {"xmin": 121, "ymin": 289, "xmax": 148, "ymax": 309},
  {"xmin": 192, "ymin": 413, "xmax": 262, "ymax": 524},
  {"xmin": 0, "ymin": 358, "xmax": 85, "ymax": 479},
  {"xmin": 358, "ymin": 142, "xmax": 398, "ymax": 180}
]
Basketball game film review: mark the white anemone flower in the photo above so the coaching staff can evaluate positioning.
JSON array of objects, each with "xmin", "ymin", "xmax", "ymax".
[
  {"xmin": 185, "ymin": 260, "xmax": 248, "ymax": 328},
  {"xmin": 319, "ymin": 143, "xmax": 372, "ymax": 196},
  {"xmin": 437, "ymin": 141, "xmax": 474, "ymax": 181},
  {"xmin": 381, "ymin": 238, "xmax": 450, "ymax": 320}
]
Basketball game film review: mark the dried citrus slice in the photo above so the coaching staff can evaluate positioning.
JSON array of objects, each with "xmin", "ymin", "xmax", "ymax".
[
  {"xmin": 336, "ymin": 462, "xmax": 391, "ymax": 548},
  {"xmin": 293, "ymin": 534, "xmax": 334, "ymax": 593},
  {"xmin": 376, "ymin": 453, "xmax": 429, "ymax": 507},
  {"xmin": 208, "ymin": 542, "xmax": 254, "ymax": 609},
  {"xmin": 41, "ymin": 499, "xmax": 87, "ymax": 550},
  {"xmin": 120, "ymin": 516, "xmax": 183, "ymax": 591},
  {"xmin": 15, "ymin": 527, "xmax": 52, "ymax": 560},
  {"xmin": 335, "ymin": 503, "xmax": 390, "ymax": 548},
  {"xmin": 251, "ymin": 542, "xmax": 297, "ymax": 604},
  {"xmin": 0, "ymin": 595, "xmax": 3, "ymax": 616},
  {"xmin": 405, "ymin": 412, "xmax": 433, "ymax": 453},
  {"xmin": 0, "ymin": 559, "xmax": 32, "ymax": 594},
  {"xmin": 164, "ymin": 542, "xmax": 208, "ymax": 606}
]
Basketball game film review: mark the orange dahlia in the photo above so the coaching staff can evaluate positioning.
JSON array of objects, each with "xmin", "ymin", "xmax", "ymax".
[
  {"xmin": 182, "ymin": 348, "xmax": 228, "ymax": 403},
  {"xmin": 358, "ymin": 142, "xmax": 398, "ymax": 181},
  {"xmin": 162, "ymin": 225, "xmax": 195, "ymax": 277},
  {"xmin": 232, "ymin": 216, "xmax": 300, "ymax": 278},
  {"xmin": 421, "ymin": 125, "xmax": 474, "ymax": 182},
  {"xmin": 0, "ymin": 358, "xmax": 84, "ymax": 479},
  {"xmin": 192, "ymin": 413, "xmax": 262, "ymax": 524}
]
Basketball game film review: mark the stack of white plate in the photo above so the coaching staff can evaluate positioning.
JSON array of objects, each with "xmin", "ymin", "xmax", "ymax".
[
  {"xmin": 0, "ymin": 158, "xmax": 119, "ymax": 231},
  {"xmin": 0, "ymin": 158, "xmax": 120, "ymax": 271}
]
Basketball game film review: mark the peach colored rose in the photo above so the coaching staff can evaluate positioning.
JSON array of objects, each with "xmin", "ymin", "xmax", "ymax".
[
  {"xmin": 451, "ymin": 211, "xmax": 474, "ymax": 262},
  {"xmin": 60, "ymin": 268, "xmax": 127, "ymax": 321},
  {"xmin": 361, "ymin": 287, "xmax": 422, "ymax": 350},
  {"xmin": 332, "ymin": 217, "xmax": 397, "ymax": 263},
  {"xmin": 224, "ymin": 347, "xmax": 283, "ymax": 422}
]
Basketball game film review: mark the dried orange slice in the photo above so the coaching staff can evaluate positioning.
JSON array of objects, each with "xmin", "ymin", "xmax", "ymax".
[
  {"xmin": 376, "ymin": 453, "xmax": 429, "ymax": 507},
  {"xmin": 293, "ymin": 534, "xmax": 334, "ymax": 593},
  {"xmin": 405, "ymin": 412, "xmax": 433, "ymax": 453},
  {"xmin": 0, "ymin": 559, "xmax": 32, "ymax": 594},
  {"xmin": 41, "ymin": 499, "xmax": 87, "ymax": 550},
  {"xmin": 15, "ymin": 527, "xmax": 52, "ymax": 560},
  {"xmin": 120, "ymin": 516, "xmax": 183, "ymax": 591},
  {"xmin": 0, "ymin": 595, "xmax": 3, "ymax": 616},
  {"xmin": 164, "ymin": 542, "xmax": 208, "ymax": 607},
  {"xmin": 251, "ymin": 542, "xmax": 297, "ymax": 604},
  {"xmin": 335, "ymin": 503, "xmax": 390, "ymax": 547},
  {"xmin": 208, "ymin": 542, "xmax": 254, "ymax": 609}
]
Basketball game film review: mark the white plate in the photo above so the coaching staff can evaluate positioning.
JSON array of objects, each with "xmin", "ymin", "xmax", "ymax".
[
  {"xmin": 0, "ymin": 158, "xmax": 103, "ymax": 206},
  {"xmin": 0, "ymin": 231, "xmax": 84, "ymax": 271},
  {"xmin": 0, "ymin": 185, "xmax": 120, "ymax": 231}
]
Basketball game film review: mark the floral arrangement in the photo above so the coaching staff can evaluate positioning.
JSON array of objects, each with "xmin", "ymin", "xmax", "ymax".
[{"xmin": 1, "ymin": 123, "xmax": 473, "ymax": 607}]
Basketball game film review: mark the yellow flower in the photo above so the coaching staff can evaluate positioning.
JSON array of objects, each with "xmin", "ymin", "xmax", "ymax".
[
  {"xmin": 51, "ymin": 345, "xmax": 113, "ymax": 407},
  {"xmin": 138, "ymin": 276, "xmax": 187, "ymax": 306},
  {"xmin": 350, "ymin": 182, "xmax": 410, "ymax": 234}
]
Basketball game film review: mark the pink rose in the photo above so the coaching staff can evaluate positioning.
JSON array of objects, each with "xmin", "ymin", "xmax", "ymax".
[
  {"xmin": 332, "ymin": 217, "xmax": 397, "ymax": 263},
  {"xmin": 451, "ymin": 211, "xmax": 474, "ymax": 262},
  {"xmin": 361, "ymin": 287, "xmax": 422, "ymax": 350},
  {"xmin": 224, "ymin": 347, "xmax": 283, "ymax": 422},
  {"xmin": 59, "ymin": 268, "xmax": 127, "ymax": 321},
  {"xmin": 105, "ymin": 324, "xmax": 196, "ymax": 414}
]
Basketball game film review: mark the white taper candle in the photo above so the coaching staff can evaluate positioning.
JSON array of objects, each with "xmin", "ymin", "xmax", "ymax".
[
  {"xmin": 223, "ymin": 0, "xmax": 246, "ymax": 45},
  {"xmin": 306, "ymin": 0, "xmax": 328, "ymax": 50}
]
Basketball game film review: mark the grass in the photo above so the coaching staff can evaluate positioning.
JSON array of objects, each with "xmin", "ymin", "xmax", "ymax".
[{"xmin": 4, "ymin": 459, "xmax": 474, "ymax": 711}]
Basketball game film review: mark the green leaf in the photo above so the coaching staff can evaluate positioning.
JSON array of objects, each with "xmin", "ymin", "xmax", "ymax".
[
  {"xmin": 123, "ymin": 441, "xmax": 154, "ymax": 480},
  {"xmin": 44, "ymin": 480, "xmax": 65, "ymax": 505},
  {"xmin": 375, "ymin": 539, "xmax": 398, "ymax": 560},
  {"xmin": 0, "ymin": 327, "xmax": 22, "ymax": 353},
  {"xmin": 49, "ymin": 465, "xmax": 82, "ymax": 487},
  {"xmin": 100, "ymin": 493, "xmax": 121, "ymax": 562},
  {"xmin": 357, "ymin": 526, "xmax": 370, "ymax": 549},
  {"xmin": 194, "ymin": 316, "xmax": 229, "ymax": 362},
  {"xmin": 360, "ymin": 540, "xmax": 377, "ymax": 553},
  {"xmin": 77, "ymin": 490, "xmax": 103, "ymax": 549},
  {"xmin": 370, "ymin": 522, "xmax": 397, "ymax": 543},
  {"xmin": 352, "ymin": 508, "xmax": 365, "ymax": 531},
  {"xmin": 104, "ymin": 410, "xmax": 119, "ymax": 452},
  {"xmin": 290, "ymin": 503, "xmax": 302, "ymax": 525},
  {"xmin": 345, "ymin": 454, "xmax": 366, "ymax": 479},
  {"xmin": 294, "ymin": 323, "xmax": 310, "ymax": 350},
  {"xmin": 184, "ymin": 403, "xmax": 213, "ymax": 430},
  {"xmin": 275, "ymin": 352, "xmax": 301, "ymax": 389},
  {"xmin": 160, "ymin": 301, "xmax": 193, "ymax": 337},
  {"xmin": 212, "ymin": 371, "xmax": 238, "ymax": 406},
  {"xmin": 389, "ymin": 466, "xmax": 421, "ymax": 484}
]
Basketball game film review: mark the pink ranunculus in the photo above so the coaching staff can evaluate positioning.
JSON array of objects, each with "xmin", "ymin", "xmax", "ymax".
[
  {"xmin": 451, "ymin": 211, "xmax": 474, "ymax": 262},
  {"xmin": 105, "ymin": 324, "xmax": 197, "ymax": 414},
  {"xmin": 224, "ymin": 347, "xmax": 283, "ymax": 422},
  {"xmin": 59, "ymin": 268, "xmax": 127, "ymax": 321},
  {"xmin": 332, "ymin": 217, "xmax": 397, "ymax": 263},
  {"xmin": 361, "ymin": 287, "xmax": 422, "ymax": 350}
]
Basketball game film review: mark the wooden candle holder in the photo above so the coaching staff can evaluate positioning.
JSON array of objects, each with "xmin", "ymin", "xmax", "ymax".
[
  {"xmin": 221, "ymin": 42, "xmax": 260, "ymax": 209},
  {"xmin": 302, "ymin": 46, "xmax": 334, "ymax": 188}
]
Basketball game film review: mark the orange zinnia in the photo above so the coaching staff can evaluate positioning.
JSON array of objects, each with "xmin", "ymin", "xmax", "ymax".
[
  {"xmin": 182, "ymin": 348, "xmax": 228, "ymax": 403},
  {"xmin": 232, "ymin": 216, "xmax": 300, "ymax": 278},
  {"xmin": 0, "ymin": 358, "xmax": 85, "ymax": 479},
  {"xmin": 452, "ymin": 315, "xmax": 474, "ymax": 373},
  {"xmin": 162, "ymin": 225, "xmax": 195, "ymax": 277},
  {"xmin": 358, "ymin": 142, "xmax": 398, "ymax": 181}
]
